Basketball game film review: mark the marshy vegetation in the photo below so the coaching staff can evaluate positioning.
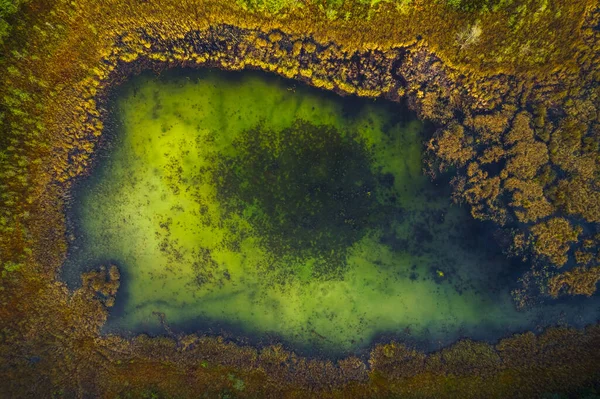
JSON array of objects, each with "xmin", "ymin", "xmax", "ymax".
[{"xmin": 1, "ymin": 0, "xmax": 599, "ymax": 397}]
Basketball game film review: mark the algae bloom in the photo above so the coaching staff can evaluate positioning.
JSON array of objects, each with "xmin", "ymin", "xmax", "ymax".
[{"xmin": 62, "ymin": 69, "xmax": 600, "ymax": 356}]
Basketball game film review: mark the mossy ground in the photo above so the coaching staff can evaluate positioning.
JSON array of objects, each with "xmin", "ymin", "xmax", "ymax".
[{"xmin": 63, "ymin": 69, "xmax": 600, "ymax": 356}]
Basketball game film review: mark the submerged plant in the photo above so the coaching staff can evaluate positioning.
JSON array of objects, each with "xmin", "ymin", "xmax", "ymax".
[{"xmin": 211, "ymin": 121, "xmax": 379, "ymax": 277}]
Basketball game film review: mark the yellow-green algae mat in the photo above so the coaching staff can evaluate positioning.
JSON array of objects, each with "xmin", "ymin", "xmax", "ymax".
[{"xmin": 62, "ymin": 69, "xmax": 600, "ymax": 357}]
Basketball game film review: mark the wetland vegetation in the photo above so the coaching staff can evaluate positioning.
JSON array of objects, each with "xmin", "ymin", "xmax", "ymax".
[{"xmin": 1, "ymin": 0, "xmax": 599, "ymax": 397}]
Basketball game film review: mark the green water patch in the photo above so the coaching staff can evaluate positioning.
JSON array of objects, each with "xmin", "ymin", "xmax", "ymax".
[
  {"xmin": 212, "ymin": 121, "xmax": 385, "ymax": 279},
  {"xmin": 62, "ymin": 69, "xmax": 600, "ymax": 357}
]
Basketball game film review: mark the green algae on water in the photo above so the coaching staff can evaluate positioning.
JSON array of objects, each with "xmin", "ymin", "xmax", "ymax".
[{"xmin": 62, "ymin": 69, "xmax": 600, "ymax": 356}]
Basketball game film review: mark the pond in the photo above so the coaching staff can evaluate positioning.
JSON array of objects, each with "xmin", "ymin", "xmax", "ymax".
[{"xmin": 61, "ymin": 69, "xmax": 600, "ymax": 357}]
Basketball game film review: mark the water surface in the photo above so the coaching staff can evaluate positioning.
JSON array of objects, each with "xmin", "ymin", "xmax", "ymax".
[{"xmin": 62, "ymin": 69, "xmax": 600, "ymax": 357}]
